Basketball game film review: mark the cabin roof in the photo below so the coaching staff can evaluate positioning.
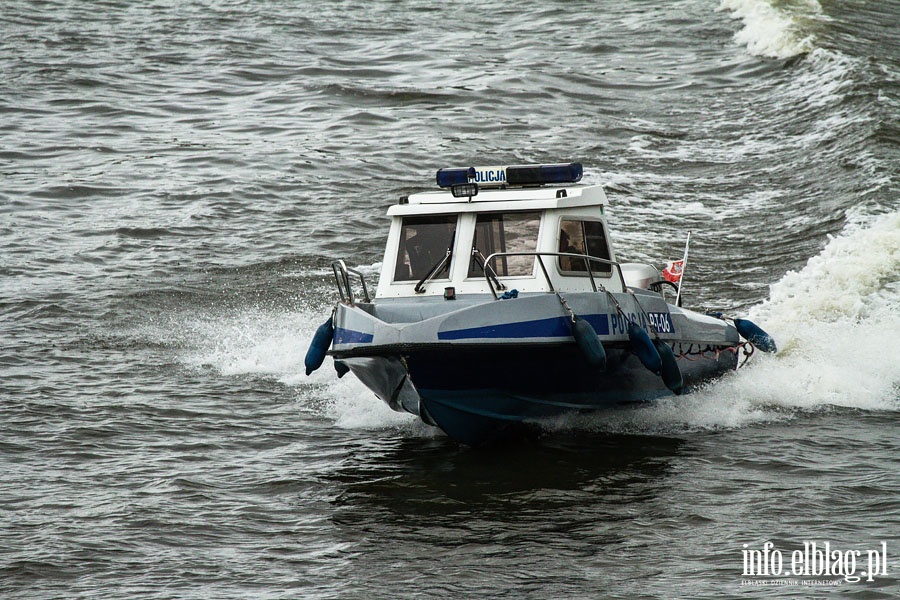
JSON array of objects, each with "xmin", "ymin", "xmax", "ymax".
[{"xmin": 387, "ymin": 184, "xmax": 608, "ymax": 217}]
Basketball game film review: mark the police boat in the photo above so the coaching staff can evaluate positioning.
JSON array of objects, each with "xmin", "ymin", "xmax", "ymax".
[{"xmin": 306, "ymin": 163, "xmax": 776, "ymax": 446}]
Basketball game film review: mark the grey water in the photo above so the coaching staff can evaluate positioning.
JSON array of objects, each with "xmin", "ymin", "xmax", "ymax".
[{"xmin": 2, "ymin": 1, "xmax": 899, "ymax": 598}]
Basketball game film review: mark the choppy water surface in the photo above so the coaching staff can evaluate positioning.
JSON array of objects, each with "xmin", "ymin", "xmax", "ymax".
[{"xmin": 2, "ymin": 0, "xmax": 899, "ymax": 598}]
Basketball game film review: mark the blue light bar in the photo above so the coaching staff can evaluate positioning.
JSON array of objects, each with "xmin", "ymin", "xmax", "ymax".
[
  {"xmin": 506, "ymin": 163, "xmax": 583, "ymax": 186},
  {"xmin": 436, "ymin": 167, "xmax": 476, "ymax": 188},
  {"xmin": 435, "ymin": 163, "xmax": 582, "ymax": 189}
]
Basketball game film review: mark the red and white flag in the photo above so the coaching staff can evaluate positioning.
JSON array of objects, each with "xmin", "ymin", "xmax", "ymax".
[{"xmin": 662, "ymin": 259, "xmax": 684, "ymax": 283}]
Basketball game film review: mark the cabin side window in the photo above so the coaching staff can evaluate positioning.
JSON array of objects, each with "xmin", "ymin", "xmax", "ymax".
[
  {"xmin": 469, "ymin": 212, "xmax": 541, "ymax": 278},
  {"xmin": 558, "ymin": 219, "xmax": 612, "ymax": 275},
  {"xmin": 393, "ymin": 215, "xmax": 457, "ymax": 282}
]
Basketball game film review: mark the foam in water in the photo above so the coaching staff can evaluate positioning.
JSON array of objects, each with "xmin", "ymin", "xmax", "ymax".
[
  {"xmin": 178, "ymin": 302, "xmax": 417, "ymax": 430},
  {"xmin": 568, "ymin": 211, "xmax": 900, "ymax": 435},
  {"xmin": 719, "ymin": 0, "xmax": 821, "ymax": 59},
  {"xmin": 180, "ymin": 308, "xmax": 311, "ymax": 379},
  {"xmin": 316, "ymin": 375, "xmax": 426, "ymax": 433},
  {"xmin": 746, "ymin": 210, "xmax": 900, "ymax": 409}
]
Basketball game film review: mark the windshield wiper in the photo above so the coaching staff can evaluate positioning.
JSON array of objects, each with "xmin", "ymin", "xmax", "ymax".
[
  {"xmin": 414, "ymin": 232, "xmax": 455, "ymax": 293},
  {"xmin": 414, "ymin": 251, "xmax": 451, "ymax": 293}
]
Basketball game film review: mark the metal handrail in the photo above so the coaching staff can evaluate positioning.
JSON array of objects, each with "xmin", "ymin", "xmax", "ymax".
[
  {"xmin": 471, "ymin": 247, "xmax": 506, "ymax": 292},
  {"xmin": 481, "ymin": 251, "xmax": 626, "ymax": 300},
  {"xmin": 331, "ymin": 260, "xmax": 371, "ymax": 305}
]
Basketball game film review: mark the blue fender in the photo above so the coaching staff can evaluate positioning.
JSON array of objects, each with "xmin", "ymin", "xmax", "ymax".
[
  {"xmin": 734, "ymin": 318, "xmax": 777, "ymax": 353},
  {"xmin": 571, "ymin": 315, "xmax": 607, "ymax": 370},
  {"xmin": 654, "ymin": 339, "xmax": 683, "ymax": 395},
  {"xmin": 627, "ymin": 321, "xmax": 661, "ymax": 374},
  {"xmin": 305, "ymin": 316, "xmax": 334, "ymax": 375}
]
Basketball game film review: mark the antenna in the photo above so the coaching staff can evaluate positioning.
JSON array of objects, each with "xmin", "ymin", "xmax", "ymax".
[{"xmin": 675, "ymin": 231, "xmax": 691, "ymax": 307}]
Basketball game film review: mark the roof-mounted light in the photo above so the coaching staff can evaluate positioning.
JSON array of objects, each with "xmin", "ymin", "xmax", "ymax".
[
  {"xmin": 435, "ymin": 162, "xmax": 582, "ymax": 189},
  {"xmin": 450, "ymin": 183, "xmax": 478, "ymax": 199}
]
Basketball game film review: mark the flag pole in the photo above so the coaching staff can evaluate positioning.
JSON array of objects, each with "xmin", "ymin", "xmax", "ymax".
[{"xmin": 675, "ymin": 231, "xmax": 691, "ymax": 307}]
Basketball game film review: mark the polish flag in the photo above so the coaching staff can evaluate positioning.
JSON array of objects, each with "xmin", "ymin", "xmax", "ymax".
[{"xmin": 662, "ymin": 260, "xmax": 684, "ymax": 283}]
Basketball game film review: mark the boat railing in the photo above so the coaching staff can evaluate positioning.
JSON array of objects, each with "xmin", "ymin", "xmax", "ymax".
[
  {"xmin": 482, "ymin": 251, "xmax": 626, "ymax": 300},
  {"xmin": 331, "ymin": 260, "xmax": 371, "ymax": 305}
]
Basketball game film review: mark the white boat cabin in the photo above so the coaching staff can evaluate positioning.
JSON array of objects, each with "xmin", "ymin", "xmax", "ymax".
[{"xmin": 374, "ymin": 163, "xmax": 626, "ymax": 299}]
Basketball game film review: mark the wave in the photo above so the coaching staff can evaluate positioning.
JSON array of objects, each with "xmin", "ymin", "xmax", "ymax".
[
  {"xmin": 744, "ymin": 210, "xmax": 900, "ymax": 407},
  {"xmin": 563, "ymin": 211, "xmax": 900, "ymax": 435},
  {"xmin": 719, "ymin": 0, "xmax": 823, "ymax": 59},
  {"xmin": 516, "ymin": 213, "xmax": 898, "ymax": 434}
]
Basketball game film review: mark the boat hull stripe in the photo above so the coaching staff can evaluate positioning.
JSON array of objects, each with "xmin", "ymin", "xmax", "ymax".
[
  {"xmin": 438, "ymin": 314, "xmax": 610, "ymax": 340},
  {"xmin": 333, "ymin": 327, "xmax": 374, "ymax": 344}
]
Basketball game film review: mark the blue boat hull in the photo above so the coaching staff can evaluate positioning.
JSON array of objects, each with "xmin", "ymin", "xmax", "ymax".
[{"xmin": 338, "ymin": 343, "xmax": 737, "ymax": 445}]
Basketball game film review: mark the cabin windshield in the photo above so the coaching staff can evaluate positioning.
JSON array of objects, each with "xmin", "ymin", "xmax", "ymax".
[
  {"xmin": 469, "ymin": 211, "xmax": 541, "ymax": 278},
  {"xmin": 559, "ymin": 219, "xmax": 612, "ymax": 275},
  {"xmin": 393, "ymin": 215, "xmax": 457, "ymax": 282}
]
